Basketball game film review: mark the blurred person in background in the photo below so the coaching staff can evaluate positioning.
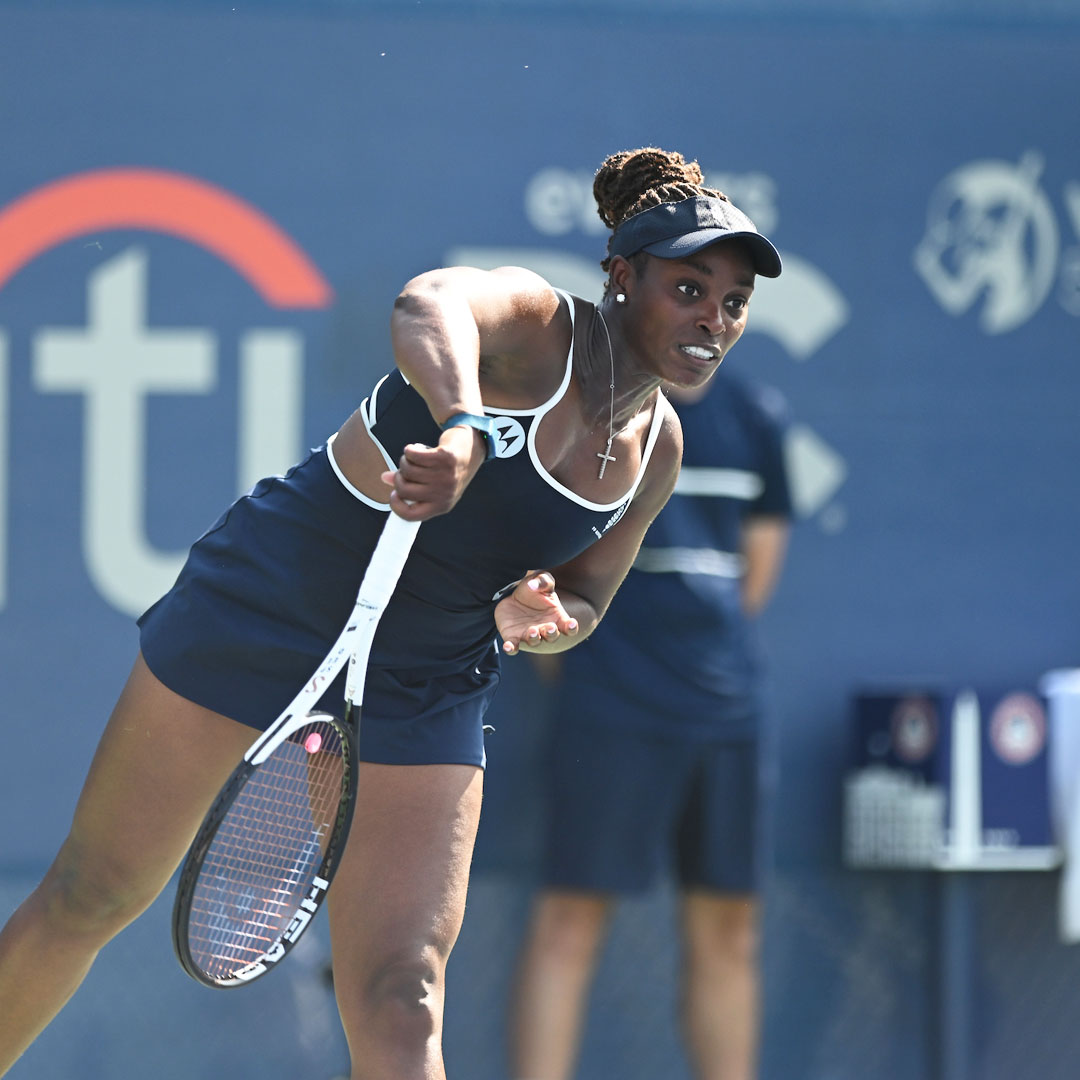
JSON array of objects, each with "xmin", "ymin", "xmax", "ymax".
[{"xmin": 510, "ymin": 360, "xmax": 793, "ymax": 1080}]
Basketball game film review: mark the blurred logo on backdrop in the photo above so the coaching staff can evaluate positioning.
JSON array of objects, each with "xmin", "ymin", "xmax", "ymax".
[
  {"xmin": 448, "ymin": 165, "xmax": 851, "ymax": 534},
  {"xmin": 915, "ymin": 151, "xmax": 1080, "ymax": 333},
  {"xmin": 891, "ymin": 696, "xmax": 938, "ymax": 764},
  {"xmin": 989, "ymin": 692, "xmax": 1047, "ymax": 766},
  {"xmin": 0, "ymin": 168, "xmax": 333, "ymax": 615}
]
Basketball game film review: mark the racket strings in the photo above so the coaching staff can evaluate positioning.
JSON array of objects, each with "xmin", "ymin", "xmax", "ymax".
[{"xmin": 185, "ymin": 718, "xmax": 348, "ymax": 980}]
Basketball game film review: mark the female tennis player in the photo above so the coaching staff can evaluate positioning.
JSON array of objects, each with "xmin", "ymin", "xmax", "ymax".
[{"xmin": 0, "ymin": 146, "xmax": 780, "ymax": 1079}]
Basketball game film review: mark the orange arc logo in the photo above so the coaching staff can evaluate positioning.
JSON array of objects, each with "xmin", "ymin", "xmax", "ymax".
[{"xmin": 0, "ymin": 168, "xmax": 333, "ymax": 308}]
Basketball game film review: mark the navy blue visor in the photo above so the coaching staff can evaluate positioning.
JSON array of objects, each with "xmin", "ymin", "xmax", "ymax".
[{"xmin": 609, "ymin": 195, "xmax": 782, "ymax": 278}]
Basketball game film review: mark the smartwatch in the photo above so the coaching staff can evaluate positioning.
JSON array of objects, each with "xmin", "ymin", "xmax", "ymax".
[{"xmin": 440, "ymin": 412, "xmax": 498, "ymax": 462}]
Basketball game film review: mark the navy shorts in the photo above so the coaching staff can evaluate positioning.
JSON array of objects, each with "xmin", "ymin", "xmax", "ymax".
[
  {"xmin": 542, "ymin": 718, "xmax": 767, "ymax": 895},
  {"xmin": 138, "ymin": 447, "xmax": 499, "ymax": 768}
]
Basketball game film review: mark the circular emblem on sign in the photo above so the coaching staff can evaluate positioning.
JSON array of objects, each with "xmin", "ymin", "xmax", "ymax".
[
  {"xmin": 989, "ymin": 692, "xmax": 1046, "ymax": 765},
  {"xmin": 890, "ymin": 697, "xmax": 938, "ymax": 763},
  {"xmin": 491, "ymin": 415, "xmax": 526, "ymax": 459},
  {"xmin": 913, "ymin": 152, "xmax": 1059, "ymax": 334}
]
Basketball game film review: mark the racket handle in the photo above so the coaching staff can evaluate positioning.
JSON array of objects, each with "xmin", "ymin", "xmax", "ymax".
[
  {"xmin": 345, "ymin": 513, "xmax": 420, "ymax": 710},
  {"xmin": 357, "ymin": 512, "xmax": 421, "ymax": 610}
]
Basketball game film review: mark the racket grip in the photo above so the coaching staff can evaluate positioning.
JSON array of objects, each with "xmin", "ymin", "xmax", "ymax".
[{"xmin": 357, "ymin": 513, "xmax": 421, "ymax": 609}]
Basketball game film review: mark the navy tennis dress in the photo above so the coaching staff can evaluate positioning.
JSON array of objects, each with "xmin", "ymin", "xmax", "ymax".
[{"xmin": 138, "ymin": 290, "xmax": 668, "ymax": 767}]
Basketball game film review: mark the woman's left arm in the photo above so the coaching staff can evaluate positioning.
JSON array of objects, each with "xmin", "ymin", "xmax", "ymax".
[{"xmin": 497, "ymin": 402, "xmax": 682, "ymax": 655}]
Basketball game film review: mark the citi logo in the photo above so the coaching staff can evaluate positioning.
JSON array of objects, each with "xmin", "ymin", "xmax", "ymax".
[{"xmin": 0, "ymin": 167, "xmax": 333, "ymax": 616}]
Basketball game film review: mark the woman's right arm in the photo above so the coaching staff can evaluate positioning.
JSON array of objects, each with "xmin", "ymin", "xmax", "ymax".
[{"xmin": 382, "ymin": 266, "xmax": 565, "ymax": 521}]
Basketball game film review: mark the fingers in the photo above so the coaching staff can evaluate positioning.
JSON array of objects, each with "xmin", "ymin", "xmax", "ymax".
[
  {"xmin": 525, "ymin": 572, "xmax": 556, "ymax": 596},
  {"xmin": 501, "ymin": 614, "xmax": 580, "ymax": 656},
  {"xmin": 515, "ymin": 571, "xmax": 558, "ymax": 608},
  {"xmin": 503, "ymin": 624, "xmax": 559, "ymax": 655},
  {"xmin": 384, "ymin": 487, "xmax": 425, "ymax": 520},
  {"xmin": 380, "ymin": 441, "xmax": 469, "ymax": 520}
]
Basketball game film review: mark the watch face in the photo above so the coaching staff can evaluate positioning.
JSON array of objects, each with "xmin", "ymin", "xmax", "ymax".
[{"xmin": 443, "ymin": 413, "xmax": 500, "ymax": 459}]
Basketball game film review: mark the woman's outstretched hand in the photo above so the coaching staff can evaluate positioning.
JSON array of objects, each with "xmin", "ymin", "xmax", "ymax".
[{"xmin": 496, "ymin": 571, "xmax": 581, "ymax": 655}]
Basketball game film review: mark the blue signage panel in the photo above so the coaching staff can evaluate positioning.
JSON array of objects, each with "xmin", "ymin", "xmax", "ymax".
[{"xmin": 846, "ymin": 687, "xmax": 1058, "ymax": 869}]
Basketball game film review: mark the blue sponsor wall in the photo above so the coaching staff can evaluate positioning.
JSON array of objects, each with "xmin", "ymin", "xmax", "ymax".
[{"xmin": 0, "ymin": 2, "xmax": 1078, "ymax": 1077}]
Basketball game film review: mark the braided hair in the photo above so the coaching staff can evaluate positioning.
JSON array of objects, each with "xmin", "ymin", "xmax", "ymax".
[{"xmin": 593, "ymin": 147, "xmax": 730, "ymax": 277}]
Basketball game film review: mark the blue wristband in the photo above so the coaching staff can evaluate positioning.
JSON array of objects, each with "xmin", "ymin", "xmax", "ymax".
[{"xmin": 440, "ymin": 412, "xmax": 498, "ymax": 461}]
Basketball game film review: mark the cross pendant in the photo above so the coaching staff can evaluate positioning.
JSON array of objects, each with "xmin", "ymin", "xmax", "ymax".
[{"xmin": 597, "ymin": 439, "xmax": 616, "ymax": 479}]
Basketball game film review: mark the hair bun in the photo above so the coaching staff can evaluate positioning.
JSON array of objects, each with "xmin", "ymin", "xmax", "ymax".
[{"xmin": 593, "ymin": 147, "xmax": 712, "ymax": 230}]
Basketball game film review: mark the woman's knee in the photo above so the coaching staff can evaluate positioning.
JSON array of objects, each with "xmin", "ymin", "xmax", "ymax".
[
  {"xmin": 342, "ymin": 943, "xmax": 447, "ymax": 1046},
  {"xmin": 371, "ymin": 947, "xmax": 441, "ymax": 1015},
  {"xmin": 34, "ymin": 838, "xmax": 163, "ymax": 941}
]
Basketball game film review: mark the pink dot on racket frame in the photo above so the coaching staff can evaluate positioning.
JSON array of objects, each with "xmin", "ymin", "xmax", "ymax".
[{"xmin": 303, "ymin": 732, "xmax": 323, "ymax": 754}]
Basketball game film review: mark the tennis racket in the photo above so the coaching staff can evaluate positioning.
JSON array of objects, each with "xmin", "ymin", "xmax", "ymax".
[{"xmin": 172, "ymin": 511, "xmax": 421, "ymax": 988}]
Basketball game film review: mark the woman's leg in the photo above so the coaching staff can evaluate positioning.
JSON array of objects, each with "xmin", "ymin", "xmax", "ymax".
[
  {"xmin": 327, "ymin": 761, "xmax": 483, "ymax": 1080},
  {"xmin": 0, "ymin": 653, "xmax": 255, "ymax": 1075}
]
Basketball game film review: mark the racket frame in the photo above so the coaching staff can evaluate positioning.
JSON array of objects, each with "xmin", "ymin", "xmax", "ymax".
[
  {"xmin": 171, "ymin": 710, "xmax": 357, "ymax": 985},
  {"xmin": 172, "ymin": 511, "xmax": 420, "ymax": 988}
]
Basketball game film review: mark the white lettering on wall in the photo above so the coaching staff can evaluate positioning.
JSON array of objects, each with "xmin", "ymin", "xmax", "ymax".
[
  {"xmin": 523, "ymin": 167, "xmax": 779, "ymax": 237},
  {"xmin": 446, "ymin": 247, "xmax": 605, "ymax": 301},
  {"xmin": 524, "ymin": 169, "xmax": 609, "ymax": 237},
  {"xmin": 27, "ymin": 247, "xmax": 303, "ymax": 616},
  {"xmin": 238, "ymin": 328, "xmax": 303, "ymax": 493},
  {"xmin": 34, "ymin": 248, "xmax": 215, "ymax": 615}
]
